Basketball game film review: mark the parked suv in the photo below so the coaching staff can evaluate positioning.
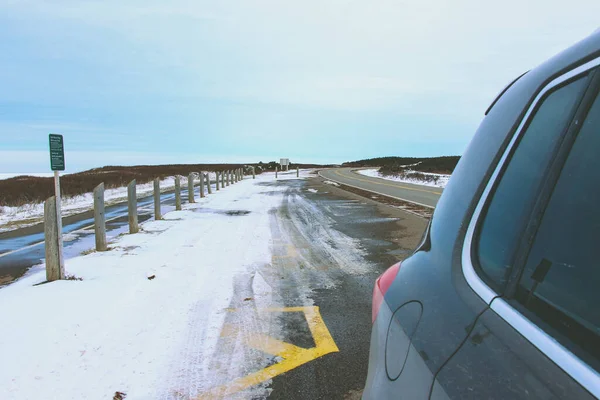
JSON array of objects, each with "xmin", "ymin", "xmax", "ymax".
[{"xmin": 364, "ymin": 30, "xmax": 600, "ymax": 399}]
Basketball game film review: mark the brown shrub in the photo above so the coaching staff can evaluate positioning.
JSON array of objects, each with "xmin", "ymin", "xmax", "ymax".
[
  {"xmin": 0, "ymin": 164, "xmax": 243, "ymax": 207},
  {"xmin": 344, "ymin": 156, "xmax": 459, "ymax": 174},
  {"xmin": 1, "ymin": 162, "xmax": 332, "ymax": 207},
  {"xmin": 378, "ymin": 168, "xmax": 442, "ymax": 185}
]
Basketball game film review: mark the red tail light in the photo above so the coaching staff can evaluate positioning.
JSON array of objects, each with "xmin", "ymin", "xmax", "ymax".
[{"xmin": 372, "ymin": 262, "xmax": 401, "ymax": 323}]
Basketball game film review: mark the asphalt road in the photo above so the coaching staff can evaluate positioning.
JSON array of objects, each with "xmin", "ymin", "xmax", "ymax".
[
  {"xmin": 254, "ymin": 177, "xmax": 426, "ymax": 399},
  {"xmin": 170, "ymin": 173, "xmax": 427, "ymax": 399},
  {"xmin": 319, "ymin": 168, "xmax": 443, "ymax": 208}
]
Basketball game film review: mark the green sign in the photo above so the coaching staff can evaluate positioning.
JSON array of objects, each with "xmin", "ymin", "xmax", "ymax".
[{"xmin": 49, "ymin": 134, "xmax": 65, "ymax": 171}]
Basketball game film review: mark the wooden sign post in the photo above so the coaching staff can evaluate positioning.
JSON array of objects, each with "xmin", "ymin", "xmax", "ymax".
[{"xmin": 48, "ymin": 134, "xmax": 65, "ymax": 280}]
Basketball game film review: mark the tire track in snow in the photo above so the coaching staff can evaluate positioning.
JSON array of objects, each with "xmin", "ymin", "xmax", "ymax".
[{"xmin": 159, "ymin": 179, "xmax": 374, "ymax": 399}]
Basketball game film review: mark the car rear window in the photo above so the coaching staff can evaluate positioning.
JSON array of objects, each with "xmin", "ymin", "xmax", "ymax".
[
  {"xmin": 515, "ymin": 91, "xmax": 600, "ymax": 371},
  {"xmin": 475, "ymin": 76, "xmax": 588, "ymax": 293}
]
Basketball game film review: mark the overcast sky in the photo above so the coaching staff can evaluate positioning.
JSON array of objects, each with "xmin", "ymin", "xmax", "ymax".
[{"xmin": 1, "ymin": 1, "xmax": 598, "ymax": 172}]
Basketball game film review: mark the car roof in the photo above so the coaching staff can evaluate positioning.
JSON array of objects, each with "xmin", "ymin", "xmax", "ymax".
[{"xmin": 488, "ymin": 29, "xmax": 600, "ymax": 115}]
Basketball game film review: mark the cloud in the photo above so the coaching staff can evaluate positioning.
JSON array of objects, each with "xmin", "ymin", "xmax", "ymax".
[{"xmin": 1, "ymin": 0, "xmax": 599, "ymax": 170}]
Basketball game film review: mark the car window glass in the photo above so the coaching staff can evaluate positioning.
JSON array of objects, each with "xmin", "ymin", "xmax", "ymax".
[
  {"xmin": 475, "ymin": 76, "xmax": 588, "ymax": 292},
  {"xmin": 515, "ymin": 92, "xmax": 600, "ymax": 370}
]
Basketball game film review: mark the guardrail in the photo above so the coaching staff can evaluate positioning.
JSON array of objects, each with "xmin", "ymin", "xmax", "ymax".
[{"xmin": 38, "ymin": 167, "xmax": 248, "ymax": 282}]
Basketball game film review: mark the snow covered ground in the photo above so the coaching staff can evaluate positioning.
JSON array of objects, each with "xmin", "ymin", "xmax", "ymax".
[
  {"xmin": 0, "ymin": 173, "xmax": 219, "ymax": 233},
  {"xmin": 323, "ymin": 180, "xmax": 340, "ymax": 187},
  {"xmin": 357, "ymin": 168, "xmax": 450, "ymax": 188},
  {"xmin": 0, "ymin": 170, "xmax": 322, "ymax": 400}
]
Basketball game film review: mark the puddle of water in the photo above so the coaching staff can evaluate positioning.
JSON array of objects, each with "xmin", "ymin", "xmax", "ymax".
[
  {"xmin": 191, "ymin": 208, "xmax": 251, "ymax": 216},
  {"xmin": 224, "ymin": 210, "xmax": 251, "ymax": 216}
]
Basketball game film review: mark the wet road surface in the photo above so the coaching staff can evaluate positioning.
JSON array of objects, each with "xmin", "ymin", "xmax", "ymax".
[
  {"xmin": 319, "ymin": 168, "xmax": 443, "ymax": 208},
  {"xmin": 268, "ymin": 178, "xmax": 426, "ymax": 399},
  {"xmin": 196, "ymin": 176, "xmax": 427, "ymax": 398}
]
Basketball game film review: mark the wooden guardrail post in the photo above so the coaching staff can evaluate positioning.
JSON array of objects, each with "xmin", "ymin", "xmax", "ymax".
[
  {"xmin": 200, "ymin": 172, "xmax": 205, "ymax": 198},
  {"xmin": 207, "ymin": 173, "xmax": 212, "ymax": 194},
  {"xmin": 226, "ymin": 170, "xmax": 229, "ymax": 186},
  {"xmin": 296, "ymin": 166, "xmax": 299, "ymax": 177},
  {"xmin": 93, "ymin": 183, "xmax": 107, "ymax": 251},
  {"xmin": 175, "ymin": 175, "xmax": 182, "ymax": 211},
  {"xmin": 216, "ymin": 171, "xmax": 220, "ymax": 191},
  {"xmin": 188, "ymin": 173, "xmax": 195, "ymax": 203},
  {"xmin": 127, "ymin": 180, "xmax": 138, "ymax": 234},
  {"xmin": 44, "ymin": 196, "xmax": 63, "ymax": 281},
  {"xmin": 154, "ymin": 178, "xmax": 162, "ymax": 220},
  {"xmin": 276, "ymin": 167, "xmax": 278, "ymax": 178},
  {"xmin": 252, "ymin": 167, "xmax": 256, "ymax": 179},
  {"xmin": 221, "ymin": 170, "xmax": 225, "ymax": 188}
]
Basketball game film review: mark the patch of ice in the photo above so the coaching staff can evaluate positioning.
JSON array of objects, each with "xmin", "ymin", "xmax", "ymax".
[{"xmin": 323, "ymin": 180, "xmax": 340, "ymax": 187}]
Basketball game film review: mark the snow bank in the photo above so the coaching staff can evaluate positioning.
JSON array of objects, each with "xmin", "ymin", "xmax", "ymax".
[
  {"xmin": 0, "ymin": 173, "xmax": 273, "ymax": 398},
  {"xmin": 0, "ymin": 171, "xmax": 323, "ymax": 399},
  {"xmin": 358, "ymin": 168, "xmax": 449, "ymax": 188},
  {"xmin": 323, "ymin": 180, "xmax": 340, "ymax": 187}
]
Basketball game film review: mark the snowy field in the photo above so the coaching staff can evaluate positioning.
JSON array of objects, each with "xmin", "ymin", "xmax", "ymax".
[
  {"xmin": 0, "ymin": 170, "xmax": 323, "ymax": 400},
  {"xmin": 357, "ymin": 168, "xmax": 450, "ymax": 188},
  {"xmin": 0, "ymin": 173, "xmax": 218, "ymax": 233}
]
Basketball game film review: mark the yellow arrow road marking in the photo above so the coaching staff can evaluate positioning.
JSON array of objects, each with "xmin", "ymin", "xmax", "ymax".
[
  {"xmin": 245, "ymin": 333, "xmax": 305, "ymax": 359},
  {"xmin": 196, "ymin": 306, "xmax": 338, "ymax": 399},
  {"xmin": 333, "ymin": 169, "xmax": 442, "ymax": 195}
]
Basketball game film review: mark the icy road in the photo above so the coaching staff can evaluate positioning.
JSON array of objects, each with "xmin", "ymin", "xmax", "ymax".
[{"xmin": 0, "ymin": 170, "xmax": 426, "ymax": 399}]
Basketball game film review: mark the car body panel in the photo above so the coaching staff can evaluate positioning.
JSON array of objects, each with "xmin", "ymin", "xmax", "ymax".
[
  {"xmin": 433, "ymin": 308, "xmax": 594, "ymax": 399},
  {"xmin": 364, "ymin": 300, "xmax": 450, "ymax": 400},
  {"xmin": 364, "ymin": 30, "xmax": 600, "ymax": 399}
]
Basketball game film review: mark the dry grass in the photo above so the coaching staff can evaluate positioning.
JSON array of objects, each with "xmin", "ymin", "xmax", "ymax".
[
  {"xmin": 80, "ymin": 248, "xmax": 96, "ymax": 256},
  {"xmin": 0, "ymin": 274, "xmax": 15, "ymax": 286},
  {"xmin": 0, "ymin": 163, "xmax": 332, "ymax": 207},
  {"xmin": 344, "ymin": 156, "xmax": 459, "ymax": 174},
  {"xmin": 378, "ymin": 168, "xmax": 444, "ymax": 185},
  {"xmin": 0, "ymin": 164, "xmax": 243, "ymax": 207}
]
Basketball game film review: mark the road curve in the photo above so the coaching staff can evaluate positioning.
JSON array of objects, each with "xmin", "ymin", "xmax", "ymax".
[{"xmin": 318, "ymin": 168, "xmax": 443, "ymax": 208}]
